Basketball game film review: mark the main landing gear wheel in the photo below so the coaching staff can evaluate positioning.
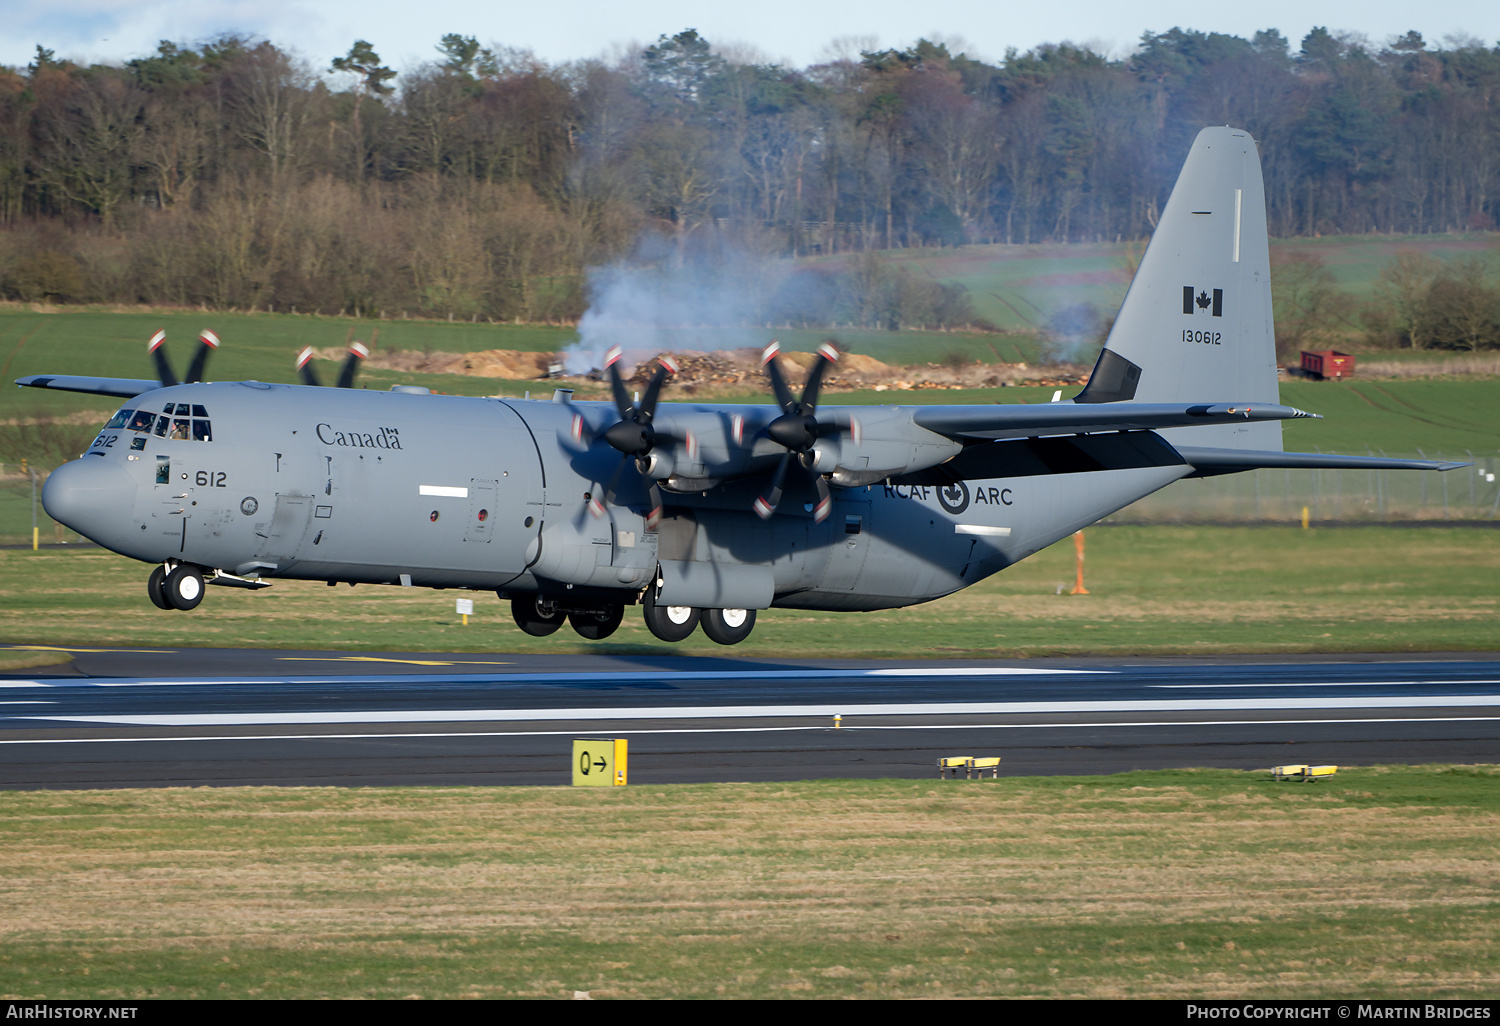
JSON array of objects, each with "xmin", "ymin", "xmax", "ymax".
[
  {"xmin": 147, "ymin": 566, "xmax": 172, "ymax": 610},
  {"xmin": 164, "ymin": 564, "xmax": 205, "ymax": 610},
  {"xmin": 701, "ymin": 608, "xmax": 756, "ymax": 646},
  {"xmin": 511, "ymin": 596, "xmax": 565, "ymax": 636},
  {"xmin": 642, "ymin": 594, "xmax": 699, "ymax": 643},
  {"xmin": 569, "ymin": 605, "xmax": 624, "ymax": 641}
]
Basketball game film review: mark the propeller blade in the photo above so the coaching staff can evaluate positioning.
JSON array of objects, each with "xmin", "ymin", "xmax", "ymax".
[
  {"xmin": 643, "ymin": 479, "xmax": 664, "ymax": 531},
  {"xmin": 590, "ymin": 458, "xmax": 627, "ymax": 519},
  {"xmin": 754, "ymin": 453, "xmax": 792, "ymax": 519},
  {"xmin": 605, "ymin": 345, "xmax": 633, "ymax": 418},
  {"xmin": 148, "ymin": 330, "xmax": 178, "ymax": 388},
  {"xmin": 809, "ymin": 469, "xmax": 832, "ymax": 523},
  {"xmin": 296, "ymin": 347, "xmax": 322, "ymax": 387},
  {"xmin": 761, "ymin": 340, "xmax": 797, "ymax": 412},
  {"xmin": 799, "ymin": 341, "xmax": 838, "ymax": 412},
  {"xmin": 184, "ymin": 330, "xmax": 218, "ymax": 383},
  {"xmin": 336, "ymin": 342, "xmax": 368, "ymax": 389},
  {"xmin": 638, "ymin": 354, "xmax": 678, "ymax": 417},
  {"xmin": 569, "ymin": 412, "xmax": 587, "ymax": 446}
]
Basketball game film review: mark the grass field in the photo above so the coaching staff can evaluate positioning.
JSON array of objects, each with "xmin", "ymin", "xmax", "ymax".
[
  {"xmin": 0, "ymin": 767, "xmax": 1494, "ymax": 999},
  {"xmin": 808, "ymin": 232, "xmax": 1498, "ymax": 330},
  {"xmin": 2, "ymin": 524, "xmax": 1496, "ymax": 668}
]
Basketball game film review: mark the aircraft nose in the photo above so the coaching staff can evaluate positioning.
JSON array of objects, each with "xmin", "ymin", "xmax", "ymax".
[{"xmin": 43, "ymin": 458, "xmax": 136, "ymax": 542}]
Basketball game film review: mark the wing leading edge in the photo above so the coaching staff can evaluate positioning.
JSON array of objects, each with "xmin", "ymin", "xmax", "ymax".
[
  {"xmin": 911, "ymin": 401, "xmax": 1318, "ymax": 442},
  {"xmin": 15, "ymin": 374, "xmax": 163, "ymax": 399}
]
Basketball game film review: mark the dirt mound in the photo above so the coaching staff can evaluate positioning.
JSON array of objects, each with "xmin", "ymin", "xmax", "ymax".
[
  {"xmin": 313, "ymin": 345, "xmax": 1086, "ymax": 393},
  {"xmin": 328, "ymin": 347, "xmax": 555, "ymax": 379}
]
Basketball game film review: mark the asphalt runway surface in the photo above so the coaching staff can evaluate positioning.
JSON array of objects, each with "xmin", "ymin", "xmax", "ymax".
[{"xmin": 2, "ymin": 646, "xmax": 1498, "ymax": 788}]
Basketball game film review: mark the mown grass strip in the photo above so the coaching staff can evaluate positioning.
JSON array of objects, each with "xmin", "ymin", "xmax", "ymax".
[
  {"xmin": 2, "ymin": 525, "xmax": 1497, "ymax": 659},
  {"xmin": 0, "ymin": 767, "xmax": 1495, "ymax": 999}
]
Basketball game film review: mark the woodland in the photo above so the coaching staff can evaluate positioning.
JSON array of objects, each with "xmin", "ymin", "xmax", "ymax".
[{"xmin": 0, "ymin": 27, "xmax": 1497, "ymax": 344}]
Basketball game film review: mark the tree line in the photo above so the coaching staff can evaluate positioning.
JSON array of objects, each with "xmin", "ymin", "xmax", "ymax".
[{"xmin": 0, "ymin": 27, "xmax": 1497, "ymax": 330}]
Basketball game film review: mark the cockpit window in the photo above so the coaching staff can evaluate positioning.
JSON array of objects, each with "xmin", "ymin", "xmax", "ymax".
[{"xmin": 121, "ymin": 403, "xmax": 215, "ymax": 442}]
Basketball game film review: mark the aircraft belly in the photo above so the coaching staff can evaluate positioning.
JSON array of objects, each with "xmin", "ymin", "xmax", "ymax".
[{"xmin": 775, "ymin": 466, "xmax": 1189, "ymax": 612}]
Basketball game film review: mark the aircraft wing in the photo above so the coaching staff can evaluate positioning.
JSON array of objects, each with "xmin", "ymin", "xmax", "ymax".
[
  {"xmin": 15, "ymin": 374, "xmax": 163, "ymax": 399},
  {"xmin": 1175, "ymin": 446, "xmax": 1469, "ymax": 476},
  {"xmin": 910, "ymin": 401, "xmax": 1318, "ymax": 442}
]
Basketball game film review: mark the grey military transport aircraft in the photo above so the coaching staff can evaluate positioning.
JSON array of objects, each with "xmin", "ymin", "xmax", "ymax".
[{"xmin": 19, "ymin": 127, "xmax": 1462, "ymax": 645}]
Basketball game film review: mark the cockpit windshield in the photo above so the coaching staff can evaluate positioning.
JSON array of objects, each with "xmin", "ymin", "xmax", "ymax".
[{"xmin": 106, "ymin": 404, "xmax": 214, "ymax": 442}]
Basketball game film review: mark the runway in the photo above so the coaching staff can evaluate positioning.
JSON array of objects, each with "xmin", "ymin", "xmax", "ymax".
[{"xmin": 2, "ymin": 647, "xmax": 1498, "ymax": 787}]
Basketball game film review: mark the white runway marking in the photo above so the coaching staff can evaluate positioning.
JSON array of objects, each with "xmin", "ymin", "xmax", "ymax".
[
  {"xmin": 28, "ymin": 694, "xmax": 1500, "ymax": 727},
  {"xmin": 4, "ymin": 666, "xmax": 1102, "ymax": 688},
  {"xmin": 1150, "ymin": 680, "xmax": 1500, "ymax": 689},
  {"xmin": 2, "ymin": 716, "xmax": 1496, "ymax": 746}
]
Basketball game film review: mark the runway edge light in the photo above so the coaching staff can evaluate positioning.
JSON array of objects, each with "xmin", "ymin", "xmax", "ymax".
[{"xmin": 572, "ymin": 738, "xmax": 628, "ymax": 787}]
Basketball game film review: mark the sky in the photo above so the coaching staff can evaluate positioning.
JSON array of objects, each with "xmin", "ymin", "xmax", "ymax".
[{"xmin": 3, "ymin": 0, "xmax": 1497, "ymax": 76}]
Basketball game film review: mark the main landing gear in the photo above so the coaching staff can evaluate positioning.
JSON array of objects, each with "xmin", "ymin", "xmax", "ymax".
[
  {"xmin": 510, "ymin": 593, "xmax": 757, "ymax": 645},
  {"xmin": 510, "ymin": 596, "xmax": 626, "ymax": 641},
  {"xmin": 147, "ymin": 563, "xmax": 205, "ymax": 611},
  {"xmin": 641, "ymin": 593, "xmax": 756, "ymax": 645}
]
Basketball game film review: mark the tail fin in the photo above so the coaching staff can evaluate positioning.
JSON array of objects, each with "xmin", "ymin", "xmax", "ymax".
[{"xmin": 1079, "ymin": 126, "xmax": 1281, "ymax": 451}]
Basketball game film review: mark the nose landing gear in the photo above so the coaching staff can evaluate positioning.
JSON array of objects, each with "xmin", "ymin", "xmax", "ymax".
[{"xmin": 147, "ymin": 562, "xmax": 206, "ymax": 610}]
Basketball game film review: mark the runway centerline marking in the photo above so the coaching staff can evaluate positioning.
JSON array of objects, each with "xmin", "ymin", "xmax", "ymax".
[{"xmin": 24, "ymin": 694, "xmax": 1500, "ymax": 727}]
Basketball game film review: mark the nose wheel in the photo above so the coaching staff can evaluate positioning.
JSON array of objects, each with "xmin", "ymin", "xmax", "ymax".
[
  {"xmin": 147, "ymin": 566, "xmax": 172, "ymax": 610},
  {"xmin": 149, "ymin": 564, "xmax": 205, "ymax": 610}
]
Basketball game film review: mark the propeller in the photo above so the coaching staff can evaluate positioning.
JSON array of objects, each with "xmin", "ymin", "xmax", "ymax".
[
  {"xmin": 297, "ymin": 342, "xmax": 369, "ymax": 388},
  {"xmin": 147, "ymin": 329, "xmax": 220, "ymax": 388},
  {"xmin": 569, "ymin": 345, "xmax": 682, "ymax": 530},
  {"xmin": 754, "ymin": 340, "xmax": 852, "ymax": 523}
]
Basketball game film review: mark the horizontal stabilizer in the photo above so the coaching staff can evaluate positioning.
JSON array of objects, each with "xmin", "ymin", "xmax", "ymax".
[
  {"xmin": 913, "ymin": 402, "xmax": 1317, "ymax": 443},
  {"xmin": 1177, "ymin": 446, "xmax": 1470, "ymax": 478},
  {"xmin": 15, "ymin": 374, "xmax": 162, "ymax": 399}
]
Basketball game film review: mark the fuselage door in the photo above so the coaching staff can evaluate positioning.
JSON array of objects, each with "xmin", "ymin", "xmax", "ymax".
[{"xmin": 817, "ymin": 498, "xmax": 872, "ymax": 591}]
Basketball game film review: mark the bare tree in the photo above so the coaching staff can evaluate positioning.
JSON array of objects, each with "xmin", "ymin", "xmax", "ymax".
[
  {"xmin": 225, "ymin": 43, "xmax": 313, "ymax": 184},
  {"xmin": 34, "ymin": 71, "xmax": 144, "ymax": 226}
]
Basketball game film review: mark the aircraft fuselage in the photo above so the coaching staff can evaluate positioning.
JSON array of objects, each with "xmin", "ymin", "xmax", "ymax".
[{"xmin": 45, "ymin": 381, "xmax": 1190, "ymax": 613}]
